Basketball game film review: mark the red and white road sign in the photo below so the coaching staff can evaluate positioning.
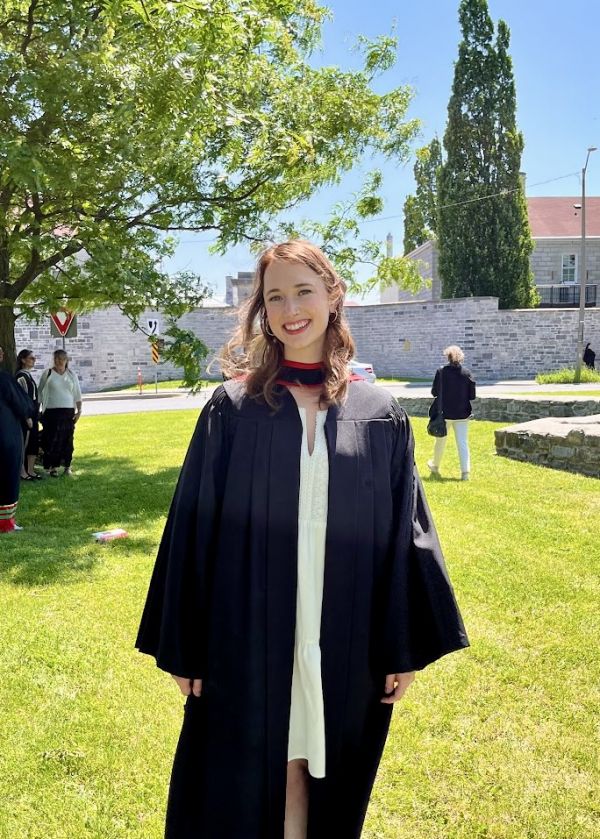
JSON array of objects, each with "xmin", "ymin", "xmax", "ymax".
[{"xmin": 50, "ymin": 309, "xmax": 75, "ymax": 337}]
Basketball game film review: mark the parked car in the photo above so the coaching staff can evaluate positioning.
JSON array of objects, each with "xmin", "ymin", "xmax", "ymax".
[{"xmin": 349, "ymin": 359, "xmax": 376, "ymax": 384}]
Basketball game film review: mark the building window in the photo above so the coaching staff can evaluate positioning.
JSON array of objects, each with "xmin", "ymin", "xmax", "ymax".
[{"xmin": 561, "ymin": 254, "xmax": 577, "ymax": 283}]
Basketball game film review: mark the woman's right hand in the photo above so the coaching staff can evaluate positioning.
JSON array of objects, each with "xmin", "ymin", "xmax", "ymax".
[{"xmin": 171, "ymin": 674, "xmax": 202, "ymax": 697}]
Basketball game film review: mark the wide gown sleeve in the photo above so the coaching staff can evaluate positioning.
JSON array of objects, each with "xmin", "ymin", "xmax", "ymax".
[
  {"xmin": 1, "ymin": 372, "xmax": 34, "ymax": 422},
  {"xmin": 135, "ymin": 388, "xmax": 230, "ymax": 679},
  {"xmin": 380, "ymin": 404, "xmax": 469, "ymax": 674}
]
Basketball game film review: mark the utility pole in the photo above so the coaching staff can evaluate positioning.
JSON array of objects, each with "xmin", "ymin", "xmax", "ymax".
[{"xmin": 575, "ymin": 146, "xmax": 597, "ymax": 382}]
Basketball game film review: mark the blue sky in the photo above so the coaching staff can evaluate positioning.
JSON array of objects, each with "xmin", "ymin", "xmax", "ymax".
[{"xmin": 165, "ymin": 0, "xmax": 600, "ymax": 302}]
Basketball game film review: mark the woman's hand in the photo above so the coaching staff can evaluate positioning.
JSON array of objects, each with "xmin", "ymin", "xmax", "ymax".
[
  {"xmin": 171, "ymin": 674, "xmax": 203, "ymax": 697},
  {"xmin": 381, "ymin": 672, "xmax": 415, "ymax": 704}
]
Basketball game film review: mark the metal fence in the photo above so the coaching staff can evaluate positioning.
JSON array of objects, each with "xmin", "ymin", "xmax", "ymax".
[{"xmin": 537, "ymin": 284, "xmax": 598, "ymax": 308}]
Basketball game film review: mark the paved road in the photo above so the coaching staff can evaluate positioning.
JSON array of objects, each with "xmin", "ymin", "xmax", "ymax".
[{"xmin": 81, "ymin": 379, "xmax": 599, "ymax": 417}]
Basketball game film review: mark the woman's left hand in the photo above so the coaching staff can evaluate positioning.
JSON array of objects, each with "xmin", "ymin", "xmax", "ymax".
[{"xmin": 381, "ymin": 672, "xmax": 415, "ymax": 704}]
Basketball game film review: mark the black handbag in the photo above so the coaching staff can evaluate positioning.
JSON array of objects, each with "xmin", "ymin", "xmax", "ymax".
[{"xmin": 427, "ymin": 368, "xmax": 447, "ymax": 437}]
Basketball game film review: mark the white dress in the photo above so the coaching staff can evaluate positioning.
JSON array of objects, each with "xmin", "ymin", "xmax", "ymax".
[{"xmin": 287, "ymin": 407, "xmax": 329, "ymax": 778}]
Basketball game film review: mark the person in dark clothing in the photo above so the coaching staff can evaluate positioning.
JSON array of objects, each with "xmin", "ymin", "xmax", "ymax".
[
  {"xmin": 583, "ymin": 342, "xmax": 595, "ymax": 370},
  {"xmin": 15, "ymin": 349, "xmax": 42, "ymax": 480},
  {"xmin": 136, "ymin": 241, "xmax": 469, "ymax": 839},
  {"xmin": 0, "ymin": 345, "xmax": 34, "ymax": 532},
  {"xmin": 427, "ymin": 345, "xmax": 477, "ymax": 481}
]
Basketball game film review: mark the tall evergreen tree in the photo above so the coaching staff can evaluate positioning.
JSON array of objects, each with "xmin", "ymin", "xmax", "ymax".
[
  {"xmin": 402, "ymin": 138, "xmax": 442, "ymax": 254},
  {"xmin": 437, "ymin": 0, "xmax": 536, "ymax": 308}
]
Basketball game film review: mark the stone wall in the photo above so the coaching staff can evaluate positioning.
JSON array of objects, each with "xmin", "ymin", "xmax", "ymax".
[
  {"xmin": 495, "ymin": 416, "xmax": 600, "ymax": 478},
  {"xmin": 14, "ymin": 296, "xmax": 600, "ymax": 391},
  {"xmin": 394, "ymin": 395, "xmax": 600, "ymax": 423},
  {"xmin": 344, "ymin": 297, "xmax": 600, "ymax": 380}
]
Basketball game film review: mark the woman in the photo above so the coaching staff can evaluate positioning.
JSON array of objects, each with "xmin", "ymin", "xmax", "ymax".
[
  {"xmin": 136, "ymin": 241, "xmax": 469, "ymax": 839},
  {"xmin": 15, "ymin": 349, "xmax": 42, "ymax": 480},
  {"xmin": 583, "ymin": 342, "xmax": 595, "ymax": 370},
  {"xmin": 427, "ymin": 345, "xmax": 477, "ymax": 481},
  {"xmin": 38, "ymin": 349, "xmax": 82, "ymax": 476},
  {"xmin": 0, "ymin": 345, "xmax": 34, "ymax": 532}
]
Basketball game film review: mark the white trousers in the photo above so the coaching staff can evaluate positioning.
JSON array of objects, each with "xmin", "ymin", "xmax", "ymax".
[{"xmin": 431, "ymin": 419, "xmax": 471, "ymax": 474}]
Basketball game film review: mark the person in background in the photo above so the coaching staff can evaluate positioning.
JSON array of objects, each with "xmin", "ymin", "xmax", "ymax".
[
  {"xmin": 0, "ymin": 345, "xmax": 34, "ymax": 532},
  {"xmin": 583, "ymin": 342, "xmax": 595, "ymax": 370},
  {"xmin": 428, "ymin": 345, "xmax": 477, "ymax": 481},
  {"xmin": 15, "ymin": 349, "xmax": 42, "ymax": 480},
  {"xmin": 38, "ymin": 349, "xmax": 82, "ymax": 477}
]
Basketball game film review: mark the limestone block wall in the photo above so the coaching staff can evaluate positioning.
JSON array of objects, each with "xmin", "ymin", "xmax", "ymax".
[
  {"xmin": 345, "ymin": 298, "xmax": 600, "ymax": 380},
  {"xmin": 13, "ymin": 296, "xmax": 600, "ymax": 391},
  {"xmin": 14, "ymin": 307, "xmax": 237, "ymax": 391},
  {"xmin": 495, "ymin": 416, "xmax": 600, "ymax": 478},
  {"xmin": 394, "ymin": 395, "xmax": 600, "ymax": 423}
]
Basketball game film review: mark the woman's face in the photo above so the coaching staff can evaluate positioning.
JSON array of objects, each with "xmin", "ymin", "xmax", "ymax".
[
  {"xmin": 263, "ymin": 260, "xmax": 334, "ymax": 363},
  {"xmin": 24, "ymin": 353, "xmax": 35, "ymax": 369},
  {"xmin": 0, "ymin": 347, "xmax": 4, "ymax": 363},
  {"xmin": 54, "ymin": 355, "xmax": 67, "ymax": 373}
]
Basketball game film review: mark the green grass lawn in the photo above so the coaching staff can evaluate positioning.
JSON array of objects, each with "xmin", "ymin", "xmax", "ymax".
[
  {"xmin": 103, "ymin": 378, "xmax": 216, "ymax": 392},
  {"xmin": 506, "ymin": 390, "xmax": 600, "ymax": 398},
  {"xmin": 1, "ymin": 412, "xmax": 598, "ymax": 839}
]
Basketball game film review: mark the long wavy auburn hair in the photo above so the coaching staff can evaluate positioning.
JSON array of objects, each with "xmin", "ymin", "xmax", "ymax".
[{"xmin": 219, "ymin": 240, "xmax": 356, "ymax": 408}]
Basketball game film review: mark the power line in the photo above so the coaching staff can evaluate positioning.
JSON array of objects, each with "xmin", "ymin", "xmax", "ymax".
[
  {"xmin": 357, "ymin": 171, "xmax": 580, "ymax": 224},
  {"xmin": 175, "ymin": 171, "xmax": 582, "ymax": 240}
]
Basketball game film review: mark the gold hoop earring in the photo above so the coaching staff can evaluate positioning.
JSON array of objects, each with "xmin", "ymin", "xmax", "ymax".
[{"xmin": 329, "ymin": 311, "xmax": 338, "ymax": 323}]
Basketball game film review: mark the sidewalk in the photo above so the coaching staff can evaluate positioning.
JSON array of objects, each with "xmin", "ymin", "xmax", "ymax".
[{"xmin": 80, "ymin": 379, "xmax": 599, "ymax": 417}]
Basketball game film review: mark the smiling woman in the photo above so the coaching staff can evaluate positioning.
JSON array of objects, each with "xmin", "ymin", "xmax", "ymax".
[
  {"xmin": 136, "ymin": 241, "xmax": 468, "ymax": 839},
  {"xmin": 263, "ymin": 260, "xmax": 335, "ymax": 362},
  {"xmin": 221, "ymin": 240, "xmax": 356, "ymax": 409}
]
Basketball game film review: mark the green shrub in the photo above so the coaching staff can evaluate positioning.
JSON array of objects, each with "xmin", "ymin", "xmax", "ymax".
[{"xmin": 535, "ymin": 367, "xmax": 600, "ymax": 384}]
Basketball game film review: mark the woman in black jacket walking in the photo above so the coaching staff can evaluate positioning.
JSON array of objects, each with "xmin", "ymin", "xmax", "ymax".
[{"xmin": 427, "ymin": 345, "xmax": 476, "ymax": 481}]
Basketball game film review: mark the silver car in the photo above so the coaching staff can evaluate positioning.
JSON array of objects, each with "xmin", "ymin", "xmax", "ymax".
[{"xmin": 349, "ymin": 360, "xmax": 377, "ymax": 384}]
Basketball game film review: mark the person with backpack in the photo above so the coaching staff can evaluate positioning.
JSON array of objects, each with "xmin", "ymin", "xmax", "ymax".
[{"xmin": 38, "ymin": 349, "xmax": 82, "ymax": 476}]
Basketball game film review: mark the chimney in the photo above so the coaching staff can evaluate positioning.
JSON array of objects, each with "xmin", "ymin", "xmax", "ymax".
[{"xmin": 386, "ymin": 232, "xmax": 393, "ymax": 258}]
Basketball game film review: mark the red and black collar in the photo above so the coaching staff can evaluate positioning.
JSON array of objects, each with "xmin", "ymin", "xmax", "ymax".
[{"xmin": 275, "ymin": 360, "xmax": 325, "ymax": 388}]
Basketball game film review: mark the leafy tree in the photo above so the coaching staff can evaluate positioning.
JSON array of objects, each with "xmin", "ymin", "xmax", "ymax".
[
  {"xmin": 0, "ymin": 0, "xmax": 419, "ymax": 374},
  {"xmin": 437, "ymin": 0, "xmax": 536, "ymax": 308},
  {"xmin": 402, "ymin": 137, "xmax": 442, "ymax": 254}
]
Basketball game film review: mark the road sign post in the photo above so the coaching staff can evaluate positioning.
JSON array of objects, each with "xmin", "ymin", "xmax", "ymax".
[{"xmin": 50, "ymin": 310, "xmax": 77, "ymax": 346}]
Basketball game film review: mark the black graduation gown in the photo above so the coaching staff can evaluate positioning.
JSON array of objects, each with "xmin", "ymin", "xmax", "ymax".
[
  {"xmin": 136, "ymin": 379, "xmax": 469, "ymax": 839},
  {"xmin": 0, "ymin": 371, "xmax": 34, "ymax": 506}
]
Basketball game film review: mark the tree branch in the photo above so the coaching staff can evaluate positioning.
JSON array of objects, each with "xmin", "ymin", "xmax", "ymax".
[
  {"xmin": 21, "ymin": 0, "xmax": 39, "ymax": 55},
  {"xmin": 10, "ymin": 240, "xmax": 84, "ymax": 299}
]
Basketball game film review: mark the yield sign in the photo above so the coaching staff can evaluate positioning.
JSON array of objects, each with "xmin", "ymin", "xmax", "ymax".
[{"xmin": 50, "ymin": 309, "xmax": 75, "ymax": 337}]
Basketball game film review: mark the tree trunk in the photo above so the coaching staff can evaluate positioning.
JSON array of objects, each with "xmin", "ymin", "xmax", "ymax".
[{"xmin": 0, "ymin": 305, "xmax": 17, "ymax": 372}]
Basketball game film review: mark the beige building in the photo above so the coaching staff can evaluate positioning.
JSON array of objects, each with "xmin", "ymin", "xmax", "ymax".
[
  {"xmin": 382, "ymin": 196, "xmax": 600, "ymax": 308},
  {"xmin": 225, "ymin": 271, "xmax": 254, "ymax": 306}
]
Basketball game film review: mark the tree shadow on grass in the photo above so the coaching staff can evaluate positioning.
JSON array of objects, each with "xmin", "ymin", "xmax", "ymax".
[{"xmin": 0, "ymin": 452, "xmax": 181, "ymax": 587}]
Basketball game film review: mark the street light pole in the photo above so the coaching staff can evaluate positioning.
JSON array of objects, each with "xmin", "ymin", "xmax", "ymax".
[{"xmin": 575, "ymin": 146, "xmax": 597, "ymax": 382}]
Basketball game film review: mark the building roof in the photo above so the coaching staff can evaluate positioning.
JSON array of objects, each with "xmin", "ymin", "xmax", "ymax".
[{"xmin": 527, "ymin": 197, "xmax": 600, "ymax": 238}]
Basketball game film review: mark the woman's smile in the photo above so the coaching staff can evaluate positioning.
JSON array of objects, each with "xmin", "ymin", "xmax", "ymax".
[{"xmin": 283, "ymin": 319, "xmax": 311, "ymax": 334}]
